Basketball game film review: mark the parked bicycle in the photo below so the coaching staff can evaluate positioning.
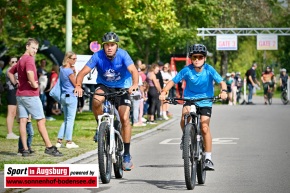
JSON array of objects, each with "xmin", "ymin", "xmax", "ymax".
[
  {"xmin": 166, "ymin": 96, "xmax": 220, "ymax": 190},
  {"xmin": 281, "ymin": 85, "xmax": 289, "ymax": 105},
  {"xmin": 85, "ymin": 89, "xmax": 132, "ymax": 184}
]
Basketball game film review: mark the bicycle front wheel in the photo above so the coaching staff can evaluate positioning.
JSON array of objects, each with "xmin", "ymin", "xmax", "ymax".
[
  {"xmin": 113, "ymin": 120, "xmax": 123, "ymax": 178},
  {"xmin": 98, "ymin": 122, "xmax": 112, "ymax": 184},
  {"xmin": 197, "ymin": 136, "xmax": 206, "ymax": 184},
  {"xmin": 281, "ymin": 91, "xmax": 289, "ymax": 105},
  {"xmin": 267, "ymin": 92, "xmax": 273, "ymax": 105},
  {"xmin": 183, "ymin": 123, "xmax": 197, "ymax": 190}
]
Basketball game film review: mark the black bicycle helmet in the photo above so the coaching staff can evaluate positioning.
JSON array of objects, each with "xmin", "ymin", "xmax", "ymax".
[
  {"xmin": 188, "ymin": 44, "xmax": 207, "ymax": 57},
  {"xmin": 102, "ymin": 32, "xmax": 119, "ymax": 44}
]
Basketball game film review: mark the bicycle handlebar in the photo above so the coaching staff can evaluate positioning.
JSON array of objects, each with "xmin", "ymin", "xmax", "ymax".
[
  {"xmin": 84, "ymin": 88, "xmax": 139, "ymax": 98},
  {"xmin": 165, "ymin": 96, "xmax": 221, "ymax": 105}
]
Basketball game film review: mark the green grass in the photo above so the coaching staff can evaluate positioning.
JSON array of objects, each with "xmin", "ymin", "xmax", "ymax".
[{"xmin": 0, "ymin": 110, "xmax": 164, "ymax": 171}]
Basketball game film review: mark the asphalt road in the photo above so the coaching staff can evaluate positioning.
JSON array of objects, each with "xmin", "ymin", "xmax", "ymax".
[{"xmin": 1, "ymin": 96, "xmax": 290, "ymax": 193}]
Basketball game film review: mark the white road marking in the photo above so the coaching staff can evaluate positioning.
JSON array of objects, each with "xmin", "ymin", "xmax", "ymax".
[{"xmin": 159, "ymin": 138, "xmax": 239, "ymax": 145}]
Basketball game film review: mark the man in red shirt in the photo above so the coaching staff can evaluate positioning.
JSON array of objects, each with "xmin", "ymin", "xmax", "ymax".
[{"xmin": 8, "ymin": 38, "xmax": 63, "ymax": 157}]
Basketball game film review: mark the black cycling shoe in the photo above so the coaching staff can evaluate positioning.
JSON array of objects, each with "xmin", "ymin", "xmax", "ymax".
[{"xmin": 204, "ymin": 159, "xmax": 215, "ymax": 171}]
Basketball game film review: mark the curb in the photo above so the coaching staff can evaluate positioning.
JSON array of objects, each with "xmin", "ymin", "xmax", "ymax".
[{"xmin": 59, "ymin": 117, "xmax": 178, "ymax": 164}]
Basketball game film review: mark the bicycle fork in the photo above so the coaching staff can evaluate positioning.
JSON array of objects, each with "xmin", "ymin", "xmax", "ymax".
[{"xmin": 98, "ymin": 114, "xmax": 118, "ymax": 163}]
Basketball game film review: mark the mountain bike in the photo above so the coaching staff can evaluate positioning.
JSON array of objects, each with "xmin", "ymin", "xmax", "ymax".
[
  {"xmin": 86, "ymin": 88, "xmax": 130, "ymax": 184},
  {"xmin": 266, "ymin": 83, "xmax": 274, "ymax": 105},
  {"xmin": 167, "ymin": 96, "xmax": 219, "ymax": 190},
  {"xmin": 281, "ymin": 85, "xmax": 289, "ymax": 105}
]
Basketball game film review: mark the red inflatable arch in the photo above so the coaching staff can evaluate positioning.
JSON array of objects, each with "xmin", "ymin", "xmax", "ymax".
[{"xmin": 170, "ymin": 56, "xmax": 191, "ymax": 98}]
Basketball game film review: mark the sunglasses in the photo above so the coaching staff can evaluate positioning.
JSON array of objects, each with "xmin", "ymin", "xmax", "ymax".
[
  {"xmin": 70, "ymin": 58, "xmax": 77, "ymax": 61},
  {"xmin": 191, "ymin": 55, "xmax": 205, "ymax": 60},
  {"xmin": 11, "ymin": 61, "xmax": 17, "ymax": 63}
]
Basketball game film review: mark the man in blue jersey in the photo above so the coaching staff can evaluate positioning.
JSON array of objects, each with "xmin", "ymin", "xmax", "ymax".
[
  {"xmin": 75, "ymin": 32, "xmax": 139, "ymax": 171},
  {"xmin": 159, "ymin": 44, "xmax": 227, "ymax": 170}
]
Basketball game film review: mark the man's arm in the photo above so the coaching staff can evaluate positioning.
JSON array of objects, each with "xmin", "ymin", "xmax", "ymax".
[
  {"xmin": 27, "ymin": 71, "xmax": 38, "ymax": 88},
  {"xmin": 127, "ymin": 64, "xmax": 139, "ymax": 93},
  {"xmin": 74, "ymin": 65, "xmax": 92, "ymax": 97},
  {"xmin": 249, "ymin": 75, "xmax": 256, "ymax": 85},
  {"xmin": 272, "ymin": 74, "xmax": 276, "ymax": 88}
]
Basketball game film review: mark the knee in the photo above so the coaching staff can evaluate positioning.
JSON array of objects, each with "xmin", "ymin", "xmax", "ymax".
[
  {"xmin": 120, "ymin": 117, "xmax": 130, "ymax": 128},
  {"xmin": 201, "ymin": 125, "xmax": 210, "ymax": 135},
  {"xmin": 92, "ymin": 100, "xmax": 102, "ymax": 110},
  {"xmin": 92, "ymin": 101, "xmax": 102, "ymax": 113}
]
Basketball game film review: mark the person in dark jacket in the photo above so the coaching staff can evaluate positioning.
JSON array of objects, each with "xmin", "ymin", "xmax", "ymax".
[{"xmin": 154, "ymin": 61, "xmax": 164, "ymax": 120}]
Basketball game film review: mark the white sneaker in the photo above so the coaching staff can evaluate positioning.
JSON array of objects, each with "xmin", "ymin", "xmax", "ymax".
[
  {"xmin": 141, "ymin": 117, "xmax": 147, "ymax": 123},
  {"xmin": 66, "ymin": 142, "xmax": 79, "ymax": 149},
  {"xmin": 133, "ymin": 122, "xmax": 146, "ymax": 127},
  {"xmin": 163, "ymin": 115, "xmax": 169, "ymax": 120},
  {"xmin": 46, "ymin": 117, "xmax": 56, "ymax": 121},
  {"xmin": 55, "ymin": 142, "xmax": 64, "ymax": 148},
  {"xmin": 147, "ymin": 121, "xmax": 157, "ymax": 125},
  {"xmin": 6, "ymin": 133, "xmax": 19, "ymax": 139}
]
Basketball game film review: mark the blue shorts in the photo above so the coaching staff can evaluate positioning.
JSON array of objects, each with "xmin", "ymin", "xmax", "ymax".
[{"xmin": 16, "ymin": 96, "xmax": 45, "ymax": 120}]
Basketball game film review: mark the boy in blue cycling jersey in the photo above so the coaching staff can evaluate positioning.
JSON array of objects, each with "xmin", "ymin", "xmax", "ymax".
[
  {"xmin": 159, "ymin": 44, "xmax": 227, "ymax": 170},
  {"xmin": 75, "ymin": 32, "xmax": 139, "ymax": 171}
]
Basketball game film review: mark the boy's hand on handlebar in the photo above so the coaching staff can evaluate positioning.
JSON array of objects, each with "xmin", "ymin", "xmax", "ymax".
[
  {"xmin": 159, "ymin": 91, "xmax": 167, "ymax": 101},
  {"xmin": 74, "ymin": 86, "xmax": 83, "ymax": 97},
  {"xmin": 219, "ymin": 92, "xmax": 228, "ymax": 100}
]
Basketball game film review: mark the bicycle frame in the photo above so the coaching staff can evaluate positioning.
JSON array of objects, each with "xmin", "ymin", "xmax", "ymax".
[
  {"xmin": 183, "ymin": 106, "xmax": 202, "ymax": 161},
  {"xmin": 167, "ymin": 96, "xmax": 218, "ymax": 189},
  {"xmin": 93, "ymin": 90, "xmax": 127, "ymax": 164},
  {"xmin": 97, "ymin": 100, "xmax": 123, "ymax": 163},
  {"xmin": 167, "ymin": 96, "xmax": 218, "ymax": 160}
]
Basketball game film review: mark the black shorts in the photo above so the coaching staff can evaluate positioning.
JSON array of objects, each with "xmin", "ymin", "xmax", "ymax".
[
  {"xmin": 183, "ymin": 101, "xmax": 212, "ymax": 117},
  {"xmin": 95, "ymin": 84, "xmax": 131, "ymax": 109},
  {"xmin": 7, "ymin": 89, "xmax": 17, "ymax": 105},
  {"xmin": 227, "ymin": 85, "xmax": 232, "ymax": 93}
]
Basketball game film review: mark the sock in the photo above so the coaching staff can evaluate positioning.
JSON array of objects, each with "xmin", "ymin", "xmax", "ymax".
[
  {"xmin": 163, "ymin": 111, "xmax": 167, "ymax": 116},
  {"xmin": 124, "ymin": 143, "xmax": 130, "ymax": 155},
  {"xmin": 205, "ymin": 152, "xmax": 212, "ymax": 160}
]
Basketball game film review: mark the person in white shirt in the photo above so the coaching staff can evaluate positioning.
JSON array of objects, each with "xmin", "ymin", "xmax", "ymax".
[{"xmin": 161, "ymin": 63, "xmax": 172, "ymax": 120}]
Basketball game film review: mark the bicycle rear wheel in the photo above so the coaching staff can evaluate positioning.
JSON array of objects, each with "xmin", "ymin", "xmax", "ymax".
[
  {"xmin": 281, "ymin": 91, "xmax": 289, "ymax": 105},
  {"xmin": 183, "ymin": 124, "xmax": 197, "ymax": 190},
  {"xmin": 113, "ymin": 120, "xmax": 123, "ymax": 178},
  {"xmin": 98, "ymin": 122, "xmax": 112, "ymax": 184},
  {"xmin": 197, "ymin": 136, "xmax": 206, "ymax": 184}
]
